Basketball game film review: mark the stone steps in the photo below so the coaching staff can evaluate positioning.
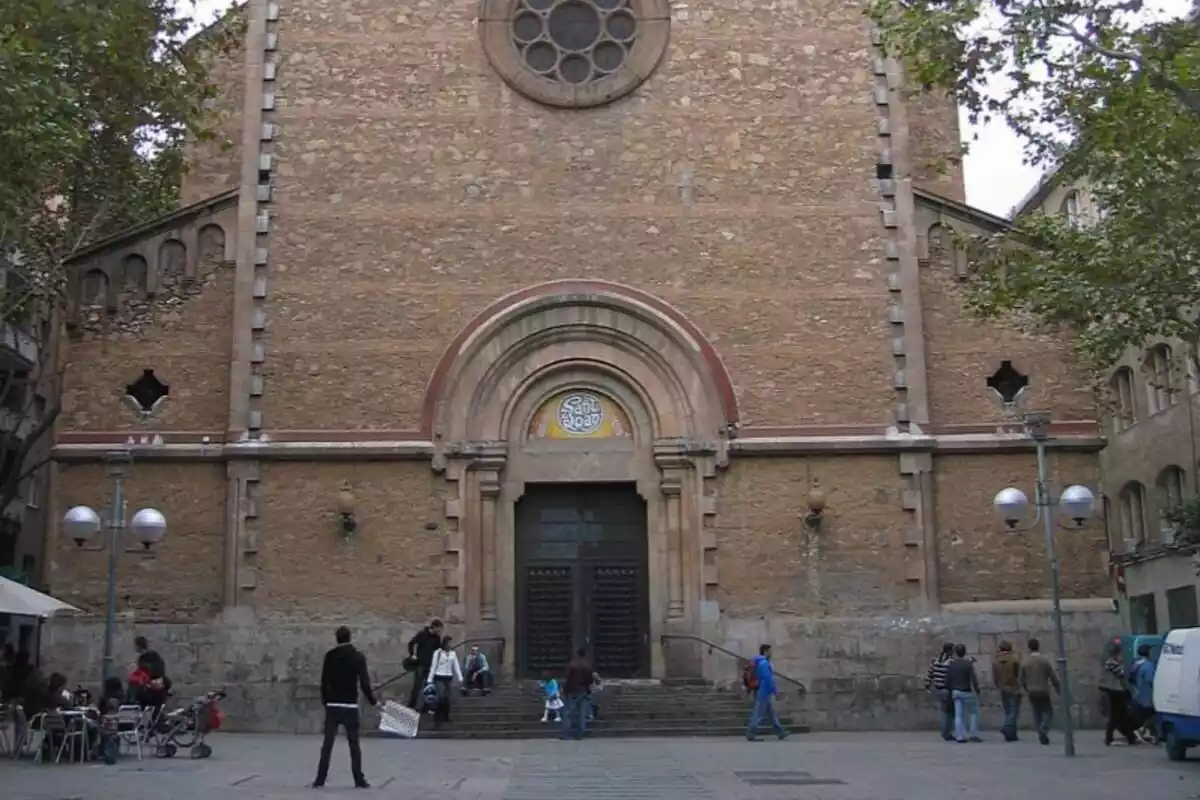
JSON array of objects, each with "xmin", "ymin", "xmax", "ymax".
[{"xmin": 375, "ymin": 681, "xmax": 806, "ymax": 740}]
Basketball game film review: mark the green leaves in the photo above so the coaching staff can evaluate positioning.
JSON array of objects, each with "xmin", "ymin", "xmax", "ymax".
[
  {"xmin": 0, "ymin": 0, "xmax": 235, "ymax": 312},
  {"xmin": 870, "ymin": 0, "xmax": 1200, "ymax": 374},
  {"xmin": 0, "ymin": 0, "xmax": 235, "ymax": 513},
  {"xmin": 1163, "ymin": 495, "xmax": 1200, "ymax": 546}
]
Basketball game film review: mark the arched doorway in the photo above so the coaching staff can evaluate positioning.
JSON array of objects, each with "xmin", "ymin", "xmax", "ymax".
[{"xmin": 423, "ymin": 280, "xmax": 739, "ymax": 679}]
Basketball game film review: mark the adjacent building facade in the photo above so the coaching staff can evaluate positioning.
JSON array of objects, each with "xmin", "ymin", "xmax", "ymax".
[
  {"xmin": 0, "ymin": 251, "xmax": 55, "ymax": 650},
  {"xmin": 1013, "ymin": 172, "xmax": 1200, "ymax": 636},
  {"xmin": 42, "ymin": 0, "xmax": 1118, "ymax": 731}
]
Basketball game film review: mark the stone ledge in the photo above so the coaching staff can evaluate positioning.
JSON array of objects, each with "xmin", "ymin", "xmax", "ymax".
[{"xmin": 52, "ymin": 433, "xmax": 1106, "ymax": 463}]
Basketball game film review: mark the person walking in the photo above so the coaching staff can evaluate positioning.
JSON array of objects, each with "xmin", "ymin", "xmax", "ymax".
[
  {"xmin": 1018, "ymin": 637, "xmax": 1060, "ymax": 746},
  {"xmin": 1099, "ymin": 642, "xmax": 1138, "ymax": 746},
  {"xmin": 405, "ymin": 618, "xmax": 443, "ymax": 709},
  {"xmin": 313, "ymin": 626, "xmax": 377, "ymax": 789},
  {"xmin": 745, "ymin": 644, "xmax": 789, "ymax": 742},
  {"xmin": 1129, "ymin": 643, "xmax": 1158, "ymax": 742},
  {"xmin": 991, "ymin": 640, "xmax": 1022, "ymax": 742},
  {"xmin": 561, "ymin": 647, "xmax": 595, "ymax": 741},
  {"xmin": 945, "ymin": 644, "xmax": 982, "ymax": 743},
  {"xmin": 426, "ymin": 636, "xmax": 463, "ymax": 726},
  {"xmin": 924, "ymin": 642, "xmax": 955, "ymax": 741}
]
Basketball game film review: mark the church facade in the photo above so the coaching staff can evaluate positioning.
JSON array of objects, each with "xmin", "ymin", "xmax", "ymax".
[{"xmin": 44, "ymin": 0, "xmax": 1116, "ymax": 730}]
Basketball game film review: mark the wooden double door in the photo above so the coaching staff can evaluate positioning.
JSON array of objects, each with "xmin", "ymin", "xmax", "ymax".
[{"xmin": 515, "ymin": 483, "xmax": 650, "ymax": 679}]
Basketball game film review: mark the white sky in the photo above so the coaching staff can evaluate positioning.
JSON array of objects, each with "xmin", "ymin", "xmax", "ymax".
[{"xmin": 190, "ymin": 0, "xmax": 1192, "ymax": 218}]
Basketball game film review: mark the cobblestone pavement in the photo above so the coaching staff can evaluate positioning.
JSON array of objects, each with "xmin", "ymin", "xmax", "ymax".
[{"xmin": 2, "ymin": 733, "xmax": 1197, "ymax": 800}]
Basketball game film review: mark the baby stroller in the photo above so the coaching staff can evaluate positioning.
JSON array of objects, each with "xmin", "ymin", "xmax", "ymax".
[{"xmin": 147, "ymin": 690, "xmax": 226, "ymax": 759}]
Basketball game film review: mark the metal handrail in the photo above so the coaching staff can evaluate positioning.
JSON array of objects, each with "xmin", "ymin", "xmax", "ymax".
[
  {"xmin": 660, "ymin": 633, "xmax": 807, "ymax": 692},
  {"xmin": 374, "ymin": 636, "xmax": 506, "ymax": 693}
]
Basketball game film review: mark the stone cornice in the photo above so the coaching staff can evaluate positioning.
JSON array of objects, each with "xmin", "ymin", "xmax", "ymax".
[
  {"xmin": 53, "ymin": 426, "xmax": 1106, "ymax": 463},
  {"xmin": 65, "ymin": 189, "xmax": 239, "ymax": 265}
]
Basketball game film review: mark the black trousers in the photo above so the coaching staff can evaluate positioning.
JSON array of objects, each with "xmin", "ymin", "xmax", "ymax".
[
  {"xmin": 463, "ymin": 669, "xmax": 492, "ymax": 694},
  {"xmin": 315, "ymin": 706, "xmax": 364, "ymax": 785},
  {"xmin": 433, "ymin": 676, "xmax": 453, "ymax": 722},
  {"xmin": 1102, "ymin": 689, "xmax": 1137, "ymax": 743},
  {"xmin": 408, "ymin": 664, "xmax": 430, "ymax": 708}
]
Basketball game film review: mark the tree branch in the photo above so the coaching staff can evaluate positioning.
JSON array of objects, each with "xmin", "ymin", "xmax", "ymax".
[{"xmin": 1052, "ymin": 21, "xmax": 1200, "ymax": 116}]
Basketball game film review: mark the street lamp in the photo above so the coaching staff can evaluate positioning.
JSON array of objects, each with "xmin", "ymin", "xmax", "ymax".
[
  {"xmin": 62, "ymin": 450, "xmax": 167, "ymax": 683},
  {"xmin": 991, "ymin": 411, "xmax": 1096, "ymax": 758}
]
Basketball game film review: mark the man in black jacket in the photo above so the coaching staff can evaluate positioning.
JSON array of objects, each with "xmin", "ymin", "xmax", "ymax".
[
  {"xmin": 406, "ymin": 618, "xmax": 443, "ymax": 709},
  {"xmin": 313, "ymin": 627, "xmax": 377, "ymax": 789}
]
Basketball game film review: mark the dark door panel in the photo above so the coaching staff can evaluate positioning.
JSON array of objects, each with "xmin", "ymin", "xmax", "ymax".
[
  {"xmin": 588, "ymin": 564, "xmax": 647, "ymax": 677},
  {"xmin": 515, "ymin": 483, "xmax": 650, "ymax": 678},
  {"xmin": 519, "ymin": 565, "xmax": 575, "ymax": 676}
]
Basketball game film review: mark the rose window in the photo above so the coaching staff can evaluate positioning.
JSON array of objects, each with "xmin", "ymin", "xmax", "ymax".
[
  {"xmin": 512, "ymin": 0, "xmax": 637, "ymax": 85},
  {"xmin": 478, "ymin": 0, "xmax": 671, "ymax": 109}
]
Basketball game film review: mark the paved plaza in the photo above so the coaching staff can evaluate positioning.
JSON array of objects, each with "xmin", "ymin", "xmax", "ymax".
[{"xmin": 2, "ymin": 733, "xmax": 1197, "ymax": 800}]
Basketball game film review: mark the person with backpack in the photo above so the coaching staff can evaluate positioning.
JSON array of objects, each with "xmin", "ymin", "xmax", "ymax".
[{"xmin": 744, "ymin": 644, "xmax": 789, "ymax": 741}]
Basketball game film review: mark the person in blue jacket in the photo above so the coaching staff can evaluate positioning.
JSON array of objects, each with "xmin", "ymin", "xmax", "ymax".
[
  {"xmin": 1129, "ymin": 643, "xmax": 1157, "ymax": 741},
  {"xmin": 746, "ymin": 644, "xmax": 790, "ymax": 741}
]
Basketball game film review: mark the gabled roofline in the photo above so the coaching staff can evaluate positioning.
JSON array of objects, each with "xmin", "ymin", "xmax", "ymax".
[
  {"xmin": 66, "ymin": 188, "xmax": 238, "ymax": 264},
  {"xmin": 1010, "ymin": 163, "xmax": 1064, "ymax": 219},
  {"xmin": 913, "ymin": 187, "xmax": 1013, "ymax": 232}
]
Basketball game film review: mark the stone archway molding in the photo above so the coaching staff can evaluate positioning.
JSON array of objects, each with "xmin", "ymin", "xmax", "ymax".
[
  {"xmin": 421, "ymin": 279, "xmax": 740, "ymax": 441},
  {"xmin": 425, "ymin": 280, "xmax": 735, "ymax": 677}
]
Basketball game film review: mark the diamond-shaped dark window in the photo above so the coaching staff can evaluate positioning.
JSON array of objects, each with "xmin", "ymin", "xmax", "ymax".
[
  {"xmin": 125, "ymin": 369, "xmax": 169, "ymax": 413},
  {"xmin": 987, "ymin": 360, "xmax": 1029, "ymax": 404}
]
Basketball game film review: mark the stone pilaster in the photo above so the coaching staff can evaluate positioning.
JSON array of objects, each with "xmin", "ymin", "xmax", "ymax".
[
  {"xmin": 872, "ymin": 26, "xmax": 938, "ymax": 610},
  {"xmin": 654, "ymin": 443, "xmax": 694, "ymax": 621},
  {"xmin": 475, "ymin": 458, "xmax": 505, "ymax": 622},
  {"xmin": 223, "ymin": 0, "xmax": 275, "ymax": 607}
]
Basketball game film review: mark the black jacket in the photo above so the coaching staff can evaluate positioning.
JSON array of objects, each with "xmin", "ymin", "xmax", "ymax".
[
  {"xmin": 944, "ymin": 657, "xmax": 979, "ymax": 693},
  {"xmin": 320, "ymin": 644, "xmax": 377, "ymax": 707},
  {"xmin": 137, "ymin": 649, "xmax": 167, "ymax": 680},
  {"xmin": 408, "ymin": 628, "xmax": 441, "ymax": 667}
]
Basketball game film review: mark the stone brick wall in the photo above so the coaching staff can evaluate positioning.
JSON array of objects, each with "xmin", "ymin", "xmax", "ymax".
[
  {"xmin": 711, "ymin": 604, "xmax": 1119, "ymax": 731},
  {"xmin": 920, "ymin": 222, "xmax": 1094, "ymax": 426},
  {"xmin": 262, "ymin": 0, "xmax": 934, "ymax": 431},
  {"xmin": 908, "ymin": 92, "xmax": 964, "ymax": 202},
  {"xmin": 254, "ymin": 461, "xmax": 447, "ymax": 621},
  {"xmin": 42, "ymin": 603, "xmax": 1120, "ymax": 733},
  {"xmin": 49, "ymin": 462, "xmax": 227, "ymax": 621},
  {"xmin": 62, "ymin": 244, "xmax": 234, "ymax": 431},
  {"xmin": 933, "ymin": 452, "xmax": 1109, "ymax": 604},
  {"xmin": 714, "ymin": 455, "xmax": 911, "ymax": 617},
  {"xmin": 181, "ymin": 11, "xmax": 246, "ymax": 207}
]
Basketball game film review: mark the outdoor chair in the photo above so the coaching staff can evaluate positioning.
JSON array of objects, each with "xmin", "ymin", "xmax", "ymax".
[
  {"xmin": 34, "ymin": 711, "xmax": 86, "ymax": 765},
  {"xmin": 116, "ymin": 705, "xmax": 153, "ymax": 760}
]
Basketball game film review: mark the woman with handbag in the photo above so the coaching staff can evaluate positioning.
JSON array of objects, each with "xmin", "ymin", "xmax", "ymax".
[{"xmin": 426, "ymin": 637, "xmax": 463, "ymax": 726}]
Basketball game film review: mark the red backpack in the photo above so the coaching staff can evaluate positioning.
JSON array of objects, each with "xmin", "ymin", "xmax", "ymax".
[{"xmin": 742, "ymin": 660, "xmax": 759, "ymax": 691}]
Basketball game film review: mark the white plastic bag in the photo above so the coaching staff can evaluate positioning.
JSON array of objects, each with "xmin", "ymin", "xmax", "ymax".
[{"xmin": 378, "ymin": 700, "xmax": 420, "ymax": 739}]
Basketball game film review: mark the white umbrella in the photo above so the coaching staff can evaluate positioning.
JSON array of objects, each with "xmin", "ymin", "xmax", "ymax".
[{"xmin": 0, "ymin": 576, "xmax": 81, "ymax": 617}]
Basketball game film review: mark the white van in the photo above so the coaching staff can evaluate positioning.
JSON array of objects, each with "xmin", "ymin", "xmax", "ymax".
[{"xmin": 1153, "ymin": 627, "xmax": 1200, "ymax": 761}]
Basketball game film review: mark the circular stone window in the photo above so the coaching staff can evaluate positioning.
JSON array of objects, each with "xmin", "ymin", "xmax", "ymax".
[{"xmin": 479, "ymin": 0, "xmax": 671, "ymax": 108}]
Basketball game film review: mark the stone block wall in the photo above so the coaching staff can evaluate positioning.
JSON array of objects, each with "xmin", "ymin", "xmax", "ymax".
[
  {"xmin": 706, "ymin": 604, "xmax": 1119, "ymax": 731},
  {"xmin": 42, "ymin": 603, "xmax": 1120, "ymax": 733}
]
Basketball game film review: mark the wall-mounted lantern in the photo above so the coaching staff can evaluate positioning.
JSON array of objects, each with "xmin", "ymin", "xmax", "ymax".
[
  {"xmin": 803, "ymin": 480, "xmax": 826, "ymax": 532},
  {"xmin": 337, "ymin": 481, "xmax": 358, "ymax": 538}
]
